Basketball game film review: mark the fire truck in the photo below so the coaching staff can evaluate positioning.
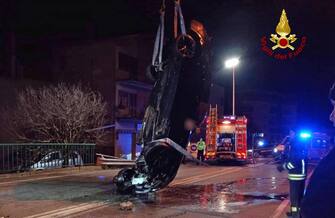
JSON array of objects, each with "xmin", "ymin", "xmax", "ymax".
[{"xmin": 205, "ymin": 105, "xmax": 248, "ymax": 162}]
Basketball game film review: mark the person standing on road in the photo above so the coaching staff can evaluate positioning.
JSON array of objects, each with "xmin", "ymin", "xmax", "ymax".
[
  {"xmin": 277, "ymin": 129, "xmax": 308, "ymax": 217},
  {"xmin": 300, "ymin": 82, "xmax": 335, "ymax": 218},
  {"xmin": 286, "ymin": 129, "xmax": 308, "ymax": 217},
  {"xmin": 196, "ymin": 138, "xmax": 206, "ymax": 163}
]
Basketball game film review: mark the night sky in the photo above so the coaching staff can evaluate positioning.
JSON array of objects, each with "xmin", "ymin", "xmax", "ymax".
[{"xmin": 2, "ymin": 0, "xmax": 335, "ymax": 130}]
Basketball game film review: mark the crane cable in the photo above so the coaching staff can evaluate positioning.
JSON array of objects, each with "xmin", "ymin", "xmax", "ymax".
[{"xmin": 151, "ymin": 0, "xmax": 165, "ymax": 71}]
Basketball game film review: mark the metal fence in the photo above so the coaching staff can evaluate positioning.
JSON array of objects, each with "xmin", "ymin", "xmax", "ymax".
[{"xmin": 0, "ymin": 143, "xmax": 95, "ymax": 173}]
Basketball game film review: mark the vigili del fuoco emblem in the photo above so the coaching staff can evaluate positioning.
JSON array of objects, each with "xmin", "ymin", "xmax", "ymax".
[
  {"xmin": 270, "ymin": 9, "xmax": 297, "ymax": 50},
  {"xmin": 261, "ymin": 9, "xmax": 306, "ymax": 60}
]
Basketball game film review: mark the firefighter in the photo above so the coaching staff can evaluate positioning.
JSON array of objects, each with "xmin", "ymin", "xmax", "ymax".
[
  {"xmin": 196, "ymin": 138, "xmax": 206, "ymax": 163},
  {"xmin": 280, "ymin": 129, "xmax": 309, "ymax": 217}
]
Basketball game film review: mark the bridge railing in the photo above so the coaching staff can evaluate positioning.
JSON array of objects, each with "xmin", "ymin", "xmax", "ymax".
[{"xmin": 0, "ymin": 143, "xmax": 95, "ymax": 173}]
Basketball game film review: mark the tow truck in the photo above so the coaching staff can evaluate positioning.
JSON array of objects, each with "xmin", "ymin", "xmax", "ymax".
[{"xmin": 205, "ymin": 105, "xmax": 248, "ymax": 162}]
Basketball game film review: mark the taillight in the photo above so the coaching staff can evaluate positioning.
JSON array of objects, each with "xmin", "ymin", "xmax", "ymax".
[
  {"xmin": 206, "ymin": 151, "xmax": 215, "ymax": 157},
  {"xmin": 237, "ymin": 152, "xmax": 246, "ymax": 159}
]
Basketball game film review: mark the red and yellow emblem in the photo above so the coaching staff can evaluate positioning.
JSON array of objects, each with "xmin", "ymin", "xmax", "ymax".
[{"xmin": 270, "ymin": 9, "xmax": 297, "ymax": 50}]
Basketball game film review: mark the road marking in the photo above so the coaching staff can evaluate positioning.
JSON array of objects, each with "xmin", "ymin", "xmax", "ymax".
[
  {"xmin": 24, "ymin": 202, "xmax": 109, "ymax": 218},
  {"xmin": 41, "ymin": 202, "xmax": 109, "ymax": 218},
  {"xmin": 172, "ymin": 167, "xmax": 243, "ymax": 186},
  {"xmin": 24, "ymin": 203, "xmax": 92, "ymax": 218},
  {"xmin": 170, "ymin": 167, "xmax": 236, "ymax": 185},
  {"xmin": 171, "ymin": 162, "xmax": 262, "ymax": 186},
  {"xmin": 188, "ymin": 168, "xmax": 243, "ymax": 184},
  {"xmin": 270, "ymin": 199, "xmax": 290, "ymax": 218},
  {"xmin": 21, "ymin": 163, "xmax": 259, "ymax": 218},
  {"xmin": 66, "ymin": 203, "xmax": 111, "ymax": 218},
  {"xmin": 24, "ymin": 166, "xmax": 244, "ymax": 218}
]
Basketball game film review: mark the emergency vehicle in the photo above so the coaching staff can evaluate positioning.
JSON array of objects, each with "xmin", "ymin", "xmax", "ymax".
[
  {"xmin": 274, "ymin": 131, "xmax": 332, "ymax": 162},
  {"xmin": 205, "ymin": 105, "xmax": 248, "ymax": 162},
  {"xmin": 308, "ymin": 132, "xmax": 331, "ymax": 160}
]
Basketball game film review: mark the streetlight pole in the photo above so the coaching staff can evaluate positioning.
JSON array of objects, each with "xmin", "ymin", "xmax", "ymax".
[
  {"xmin": 224, "ymin": 57, "xmax": 239, "ymax": 116},
  {"xmin": 232, "ymin": 66, "xmax": 236, "ymax": 116}
]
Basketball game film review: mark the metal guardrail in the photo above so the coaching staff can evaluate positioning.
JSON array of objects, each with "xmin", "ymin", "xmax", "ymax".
[
  {"xmin": 96, "ymin": 153, "xmax": 135, "ymax": 168},
  {"xmin": 0, "ymin": 143, "xmax": 95, "ymax": 173}
]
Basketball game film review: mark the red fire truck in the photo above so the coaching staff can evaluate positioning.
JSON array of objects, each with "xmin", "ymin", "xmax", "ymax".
[{"xmin": 205, "ymin": 105, "xmax": 248, "ymax": 162}]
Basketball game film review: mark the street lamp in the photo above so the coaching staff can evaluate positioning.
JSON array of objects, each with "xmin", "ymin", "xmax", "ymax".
[{"xmin": 224, "ymin": 57, "xmax": 240, "ymax": 116}]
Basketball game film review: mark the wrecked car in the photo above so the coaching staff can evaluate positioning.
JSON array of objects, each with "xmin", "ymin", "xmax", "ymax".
[{"xmin": 114, "ymin": 1, "xmax": 211, "ymax": 194}]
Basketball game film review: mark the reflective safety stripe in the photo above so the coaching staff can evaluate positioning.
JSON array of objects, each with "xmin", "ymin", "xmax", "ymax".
[
  {"xmin": 302, "ymin": 159, "xmax": 305, "ymax": 175},
  {"xmin": 288, "ymin": 174, "xmax": 306, "ymax": 177},
  {"xmin": 288, "ymin": 173, "xmax": 305, "ymax": 177},
  {"xmin": 288, "ymin": 173, "xmax": 306, "ymax": 181},
  {"xmin": 288, "ymin": 162, "xmax": 294, "ymax": 168},
  {"xmin": 288, "ymin": 177, "xmax": 305, "ymax": 181},
  {"xmin": 287, "ymin": 162, "xmax": 295, "ymax": 169}
]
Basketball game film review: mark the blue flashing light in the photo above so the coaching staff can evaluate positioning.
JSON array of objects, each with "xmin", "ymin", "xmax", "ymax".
[
  {"xmin": 258, "ymin": 140, "xmax": 265, "ymax": 146},
  {"xmin": 299, "ymin": 131, "xmax": 312, "ymax": 139}
]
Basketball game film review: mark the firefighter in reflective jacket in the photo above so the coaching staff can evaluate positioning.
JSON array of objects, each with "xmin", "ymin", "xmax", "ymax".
[
  {"xmin": 196, "ymin": 138, "xmax": 206, "ymax": 162},
  {"xmin": 283, "ymin": 130, "xmax": 309, "ymax": 217}
]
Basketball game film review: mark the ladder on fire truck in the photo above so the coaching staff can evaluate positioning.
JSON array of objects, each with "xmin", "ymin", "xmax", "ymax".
[{"xmin": 206, "ymin": 105, "xmax": 218, "ymax": 150}]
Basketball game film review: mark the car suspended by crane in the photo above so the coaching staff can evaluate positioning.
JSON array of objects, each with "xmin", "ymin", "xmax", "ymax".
[{"xmin": 113, "ymin": 0, "xmax": 212, "ymax": 194}]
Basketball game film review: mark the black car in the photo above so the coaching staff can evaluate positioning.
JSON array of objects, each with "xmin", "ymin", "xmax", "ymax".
[{"xmin": 252, "ymin": 142, "xmax": 276, "ymax": 158}]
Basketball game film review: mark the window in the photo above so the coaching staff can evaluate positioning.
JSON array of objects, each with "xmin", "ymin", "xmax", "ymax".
[
  {"xmin": 118, "ymin": 52, "xmax": 138, "ymax": 80},
  {"xmin": 50, "ymin": 152, "xmax": 61, "ymax": 161},
  {"xmin": 42, "ymin": 152, "xmax": 60, "ymax": 162},
  {"xmin": 118, "ymin": 90, "xmax": 137, "ymax": 117}
]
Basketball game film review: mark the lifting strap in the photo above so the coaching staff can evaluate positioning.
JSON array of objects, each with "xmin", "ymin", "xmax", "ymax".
[
  {"xmin": 174, "ymin": 0, "xmax": 187, "ymax": 38},
  {"xmin": 151, "ymin": 0, "xmax": 165, "ymax": 70},
  {"xmin": 174, "ymin": 0, "xmax": 195, "ymax": 58}
]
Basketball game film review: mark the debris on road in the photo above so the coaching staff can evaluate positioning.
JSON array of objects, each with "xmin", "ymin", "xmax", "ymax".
[{"xmin": 119, "ymin": 201, "xmax": 134, "ymax": 210}]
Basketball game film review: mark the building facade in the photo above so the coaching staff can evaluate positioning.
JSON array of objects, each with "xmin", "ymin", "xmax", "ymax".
[
  {"xmin": 239, "ymin": 90, "xmax": 298, "ymax": 144},
  {"xmin": 15, "ymin": 34, "xmax": 155, "ymax": 158},
  {"xmin": 56, "ymin": 34, "xmax": 154, "ymax": 158}
]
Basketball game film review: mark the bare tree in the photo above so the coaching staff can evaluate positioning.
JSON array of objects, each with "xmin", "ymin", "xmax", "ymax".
[{"xmin": 1, "ymin": 83, "xmax": 108, "ymax": 143}]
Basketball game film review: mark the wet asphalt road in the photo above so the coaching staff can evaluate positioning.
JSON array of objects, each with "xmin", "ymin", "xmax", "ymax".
[{"xmin": 0, "ymin": 158, "xmax": 292, "ymax": 218}]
